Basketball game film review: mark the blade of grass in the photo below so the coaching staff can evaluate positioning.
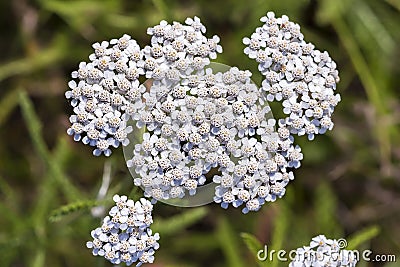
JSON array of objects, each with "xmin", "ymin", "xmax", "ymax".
[
  {"xmin": 18, "ymin": 90, "xmax": 81, "ymax": 201},
  {"xmin": 385, "ymin": 0, "xmax": 400, "ymax": 11},
  {"xmin": 240, "ymin": 232, "xmax": 264, "ymax": 267},
  {"xmin": 346, "ymin": 225, "xmax": 380, "ymax": 250},
  {"xmin": 354, "ymin": 1, "xmax": 395, "ymax": 53},
  {"xmin": 29, "ymin": 165, "xmax": 54, "ymax": 267},
  {"xmin": 32, "ymin": 249, "xmax": 45, "ymax": 267},
  {"xmin": 151, "ymin": 0, "xmax": 170, "ymax": 18},
  {"xmin": 40, "ymin": 0, "xmax": 120, "ymax": 32},
  {"xmin": 216, "ymin": 216, "xmax": 244, "ymax": 267},
  {"xmin": 105, "ymin": 14, "xmax": 139, "ymax": 29},
  {"xmin": 0, "ymin": 201, "xmax": 21, "ymax": 229},
  {"xmin": 269, "ymin": 203, "xmax": 289, "ymax": 267},
  {"xmin": 0, "ymin": 36, "xmax": 65, "ymax": 82},
  {"xmin": 0, "ymin": 175, "xmax": 18, "ymax": 209},
  {"xmin": 52, "ymin": 136, "xmax": 72, "ymax": 167},
  {"xmin": 0, "ymin": 89, "xmax": 19, "ymax": 126},
  {"xmin": 331, "ymin": 15, "xmax": 387, "ymax": 113},
  {"xmin": 319, "ymin": 0, "xmax": 393, "ymax": 174}
]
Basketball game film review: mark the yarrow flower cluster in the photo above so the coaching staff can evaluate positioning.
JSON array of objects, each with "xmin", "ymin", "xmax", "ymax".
[
  {"xmin": 66, "ymin": 11, "xmax": 341, "ymax": 266},
  {"xmin": 128, "ymin": 62, "xmax": 300, "ymax": 213},
  {"xmin": 66, "ymin": 13, "xmax": 340, "ymax": 213},
  {"xmin": 65, "ymin": 34, "xmax": 143, "ymax": 156},
  {"xmin": 65, "ymin": 16, "xmax": 222, "ymax": 157},
  {"xmin": 289, "ymin": 235, "xmax": 358, "ymax": 267},
  {"xmin": 86, "ymin": 195, "xmax": 159, "ymax": 266},
  {"xmin": 243, "ymin": 11, "xmax": 340, "ymax": 141}
]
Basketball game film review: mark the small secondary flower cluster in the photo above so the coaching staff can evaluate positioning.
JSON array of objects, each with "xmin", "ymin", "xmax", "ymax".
[
  {"xmin": 243, "ymin": 11, "xmax": 340, "ymax": 141},
  {"xmin": 289, "ymin": 235, "xmax": 358, "ymax": 267},
  {"xmin": 86, "ymin": 195, "xmax": 160, "ymax": 266}
]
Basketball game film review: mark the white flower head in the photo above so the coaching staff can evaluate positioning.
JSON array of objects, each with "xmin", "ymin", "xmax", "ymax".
[
  {"xmin": 67, "ymin": 14, "xmax": 341, "ymax": 215},
  {"xmin": 243, "ymin": 11, "xmax": 340, "ymax": 139},
  {"xmin": 66, "ymin": 33, "xmax": 146, "ymax": 156},
  {"xmin": 87, "ymin": 195, "xmax": 159, "ymax": 266}
]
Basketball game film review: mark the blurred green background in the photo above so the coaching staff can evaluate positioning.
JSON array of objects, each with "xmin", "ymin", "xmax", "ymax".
[{"xmin": 1, "ymin": 0, "xmax": 400, "ymax": 266}]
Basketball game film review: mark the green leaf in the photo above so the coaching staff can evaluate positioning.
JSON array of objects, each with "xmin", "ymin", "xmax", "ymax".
[
  {"xmin": 0, "ymin": 175, "xmax": 17, "ymax": 208},
  {"xmin": 240, "ymin": 232, "xmax": 264, "ymax": 267},
  {"xmin": 0, "ymin": 89, "xmax": 19, "ymax": 126},
  {"xmin": 32, "ymin": 249, "xmax": 45, "ymax": 267},
  {"xmin": 354, "ymin": 0, "xmax": 395, "ymax": 53},
  {"xmin": 318, "ymin": 0, "xmax": 395, "ymax": 168},
  {"xmin": 270, "ymin": 203, "xmax": 289, "ymax": 267},
  {"xmin": 216, "ymin": 216, "xmax": 244, "ymax": 267},
  {"xmin": 385, "ymin": 0, "xmax": 400, "ymax": 11},
  {"xmin": 18, "ymin": 90, "xmax": 81, "ymax": 201},
  {"xmin": 346, "ymin": 225, "xmax": 380, "ymax": 250},
  {"xmin": 241, "ymin": 232, "xmax": 263, "ymax": 254},
  {"xmin": 151, "ymin": 0, "xmax": 171, "ymax": 18},
  {"xmin": 40, "ymin": 0, "xmax": 120, "ymax": 30},
  {"xmin": 0, "ymin": 36, "xmax": 65, "ymax": 82}
]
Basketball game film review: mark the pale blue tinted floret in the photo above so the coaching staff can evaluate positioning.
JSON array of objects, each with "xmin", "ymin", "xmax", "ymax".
[
  {"xmin": 86, "ymin": 195, "xmax": 159, "ymax": 266},
  {"xmin": 65, "ymin": 80, "xmax": 85, "ymax": 106},
  {"xmin": 289, "ymin": 235, "xmax": 358, "ymax": 267}
]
